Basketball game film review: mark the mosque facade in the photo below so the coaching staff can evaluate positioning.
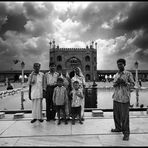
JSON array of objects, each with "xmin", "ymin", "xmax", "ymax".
[{"xmin": 49, "ymin": 40, "xmax": 97, "ymax": 81}]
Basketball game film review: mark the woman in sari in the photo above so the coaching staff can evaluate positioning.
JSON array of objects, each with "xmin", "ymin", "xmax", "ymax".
[{"xmin": 71, "ymin": 67, "xmax": 85, "ymax": 120}]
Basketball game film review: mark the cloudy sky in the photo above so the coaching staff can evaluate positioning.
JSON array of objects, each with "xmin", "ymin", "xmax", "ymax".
[{"xmin": 0, "ymin": 1, "xmax": 148, "ymax": 71}]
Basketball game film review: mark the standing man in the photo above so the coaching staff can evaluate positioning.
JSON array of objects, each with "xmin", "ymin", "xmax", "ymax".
[
  {"xmin": 111, "ymin": 58, "xmax": 135, "ymax": 141},
  {"xmin": 28, "ymin": 63, "xmax": 44, "ymax": 123},
  {"xmin": 43, "ymin": 63, "xmax": 59, "ymax": 121}
]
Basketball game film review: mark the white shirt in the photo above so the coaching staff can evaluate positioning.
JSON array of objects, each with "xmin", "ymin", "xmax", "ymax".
[
  {"xmin": 28, "ymin": 72, "xmax": 44, "ymax": 99},
  {"xmin": 43, "ymin": 71, "xmax": 59, "ymax": 90}
]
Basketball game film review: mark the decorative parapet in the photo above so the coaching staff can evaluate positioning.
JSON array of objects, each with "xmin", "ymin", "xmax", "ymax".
[{"xmin": 50, "ymin": 47, "xmax": 96, "ymax": 52}]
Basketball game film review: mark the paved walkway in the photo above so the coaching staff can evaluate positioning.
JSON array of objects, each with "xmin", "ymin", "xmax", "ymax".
[{"xmin": 0, "ymin": 111, "xmax": 148, "ymax": 146}]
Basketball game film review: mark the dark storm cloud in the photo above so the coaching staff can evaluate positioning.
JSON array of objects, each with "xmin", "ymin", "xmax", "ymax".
[
  {"xmin": 0, "ymin": 2, "xmax": 53, "ymax": 70},
  {"xmin": 70, "ymin": 2, "xmax": 130, "ymax": 40},
  {"xmin": 0, "ymin": 1, "xmax": 148, "ymax": 70},
  {"xmin": 0, "ymin": 36, "xmax": 18, "ymax": 57},
  {"xmin": 0, "ymin": 2, "xmax": 28, "ymax": 36},
  {"xmin": 0, "ymin": 14, "xmax": 27, "ymax": 36},
  {"xmin": 23, "ymin": 2, "xmax": 53, "ymax": 19},
  {"xmin": 0, "ymin": 3, "xmax": 8, "ymax": 29},
  {"xmin": 133, "ymin": 31, "xmax": 148, "ymax": 49},
  {"xmin": 114, "ymin": 2, "xmax": 148, "ymax": 31},
  {"xmin": 113, "ymin": 2, "xmax": 148, "ymax": 50},
  {"xmin": 0, "ymin": 3, "xmax": 7, "ymax": 16}
]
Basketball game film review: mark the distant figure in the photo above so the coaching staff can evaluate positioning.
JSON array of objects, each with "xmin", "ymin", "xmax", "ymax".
[
  {"xmin": 111, "ymin": 58, "xmax": 135, "ymax": 141},
  {"xmin": 139, "ymin": 79, "xmax": 142, "ymax": 87},
  {"xmin": 5, "ymin": 77, "xmax": 8, "ymax": 86},
  {"xmin": 28, "ymin": 63, "xmax": 44, "ymax": 123},
  {"xmin": 140, "ymin": 104, "xmax": 144, "ymax": 108},
  {"xmin": 6, "ymin": 81, "xmax": 14, "ymax": 90}
]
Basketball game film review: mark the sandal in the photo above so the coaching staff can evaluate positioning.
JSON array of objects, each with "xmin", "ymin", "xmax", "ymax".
[{"xmin": 111, "ymin": 128, "xmax": 121, "ymax": 132}]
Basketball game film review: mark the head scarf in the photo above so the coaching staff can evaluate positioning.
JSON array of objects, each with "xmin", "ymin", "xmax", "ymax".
[
  {"xmin": 75, "ymin": 67, "xmax": 84, "ymax": 78},
  {"xmin": 72, "ymin": 67, "xmax": 85, "ymax": 88}
]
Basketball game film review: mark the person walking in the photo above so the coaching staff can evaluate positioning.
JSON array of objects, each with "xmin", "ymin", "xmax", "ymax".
[
  {"xmin": 111, "ymin": 58, "xmax": 135, "ymax": 141},
  {"xmin": 53, "ymin": 77, "xmax": 68, "ymax": 125},
  {"xmin": 71, "ymin": 67, "xmax": 85, "ymax": 120},
  {"xmin": 43, "ymin": 63, "xmax": 59, "ymax": 121},
  {"xmin": 28, "ymin": 63, "xmax": 44, "ymax": 123}
]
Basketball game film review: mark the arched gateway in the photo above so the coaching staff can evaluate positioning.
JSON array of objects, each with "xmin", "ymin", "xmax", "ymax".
[{"xmin": 49, "ymin": 40, "xmax": 97, "ymax": 81}]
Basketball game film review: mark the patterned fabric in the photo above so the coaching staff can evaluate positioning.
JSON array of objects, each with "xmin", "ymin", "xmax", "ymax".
[
  {"xmin": 112, "ymin": 70, "xmax": 135, "ymax": 103},
  {"xmin": 28, "ymin": 72, "xmax": 44, "ymax": 99},
  {"xmin": 52, "ymin": 86, "xmax": 68, "ymax": 106},
  {"xmin": 71, "ymin": 89, "xmax": 83, "ymax": 107},
  {"xmin": 71, "ymin": 74, "xmax": 85, "ymax": 89}
]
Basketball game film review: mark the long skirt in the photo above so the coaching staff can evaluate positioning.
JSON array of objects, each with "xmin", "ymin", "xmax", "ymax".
[
  {"xmin": 81, "ymin": 88, "xmax": 85, "ymax": 118},
  {"xmin": 32, "ymin": 98, "xmax": 42, "ymax": 119},
  {"xmin": 81, "ymin": 97, "xmax": 85, "ymax": 118}
]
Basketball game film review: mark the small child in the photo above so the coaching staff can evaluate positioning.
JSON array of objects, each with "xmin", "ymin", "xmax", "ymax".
[
  {"xmin": 52, "ymin": 77, "xmax": 68, "ymax": 125},
  {"xmin": 7, "ymin": 81, "xmax": 14, "ymax": 90},
  {"xmin": 70, "ymin": 81, "xmax": 84, "ymax": 125}
]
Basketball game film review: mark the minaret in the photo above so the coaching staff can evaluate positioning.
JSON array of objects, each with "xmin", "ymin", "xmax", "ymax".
[
  {"xmin": 52, "ymin": 40, "xmax": 56, "ymax": 63},
  {"xmin": 53, "ymin": 40, "xmax": 55, "ymax": 49},
  {"xmin": 95, "ymin": 42, "xmax": 97, "ymax": 50},
  {"xmin": 49, "ymin": 41, "xmax": 52, "ymax": 65},
  {"xmin": 49, "ymin": 41, "xmax": 52, "ymax": 49},
  {"xmin": 92, "ymin": 41, "xmax": 94, "ymax": 48}
]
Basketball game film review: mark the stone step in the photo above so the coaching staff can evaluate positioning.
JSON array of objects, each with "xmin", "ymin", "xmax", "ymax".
[
  {"xmin": 13, "ymin": 113, "xmax": 24, "ymax": 119},
  {"xmin": 0, "ymin": 112, "xmax": 5, "ymax": 119},
  {"xmin": 92, "ymin": 110, "xmax": 104, "ymax": 117}
]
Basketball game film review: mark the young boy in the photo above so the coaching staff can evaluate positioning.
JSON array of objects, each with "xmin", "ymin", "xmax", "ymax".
[
  {"xmin": 70, "ymin": 81, "xmax": 84, "ymax": 125},
  {"xmin": 52, "ymin": 77, "xmax": 68, "ymax": 125}
]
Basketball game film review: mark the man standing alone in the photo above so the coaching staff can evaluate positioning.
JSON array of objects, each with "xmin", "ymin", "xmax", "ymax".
[{"xmin": 111, "ymin": 58, "xmax": 135, "ymax": 141}]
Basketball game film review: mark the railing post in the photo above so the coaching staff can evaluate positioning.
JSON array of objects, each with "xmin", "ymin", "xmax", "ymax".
[
  {"xmin": 21, "ymin": 61, "xmax": 25, "ymax": 110},
  {"xmin": 135, "ymin": 61, "xmax": 139, "ymax": 107}
]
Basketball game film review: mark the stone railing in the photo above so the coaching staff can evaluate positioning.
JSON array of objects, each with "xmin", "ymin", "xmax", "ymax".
[{"xmin": 0, "ymin": 86, "xmax": 28, "ymax": 99}]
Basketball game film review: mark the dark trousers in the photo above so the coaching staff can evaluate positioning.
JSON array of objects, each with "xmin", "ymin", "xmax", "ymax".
[
  {"xmin": 56, "ymin": 105, "xmax": 67, "ymax": 121},
  {"xmin": 46, "ymin": 85, "xmax": 56, "ymax": 120},
  {"xmin": 71, "ymin": 106, "xmax": 81, "ymax": 122},
  {"xmin": 113, "ymin": 100, "xmax": 130, "ymax": 135}
]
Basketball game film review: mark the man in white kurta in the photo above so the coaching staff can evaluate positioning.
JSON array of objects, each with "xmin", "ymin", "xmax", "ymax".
[{"xmin": 28, "ymin": 63, "xmax": 44, "ymax": 123}]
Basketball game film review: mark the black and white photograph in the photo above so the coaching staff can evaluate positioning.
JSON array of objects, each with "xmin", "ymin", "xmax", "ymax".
[{"xmin": 0, "ymin": 1, "xmax": 148, "ymax": 146}]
